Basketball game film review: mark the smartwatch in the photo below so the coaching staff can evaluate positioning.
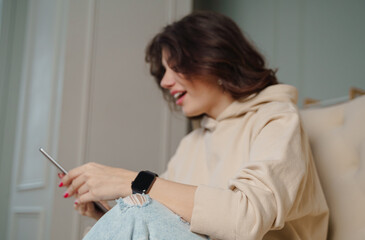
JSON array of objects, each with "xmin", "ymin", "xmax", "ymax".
[{"xmin": 131, "ymin": 170, "xmax": 158, "ymax": 194}]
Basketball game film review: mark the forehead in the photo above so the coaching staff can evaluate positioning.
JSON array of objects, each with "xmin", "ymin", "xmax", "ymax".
[
  {"xmin": 161, "ymin": 49, "xmax": 170, "ymax": 66},
  {"xmin": 161, "ymin": 48, "xmax": 178, "ymax": 69}
]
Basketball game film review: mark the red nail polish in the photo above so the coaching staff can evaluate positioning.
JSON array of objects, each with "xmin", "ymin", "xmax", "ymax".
[
  {"xmin": 58, "ymin": 173, "xmax": 64, "ymax": 179},
  {"xmin": 63, "ymin": 192, "xmax": 69, "ymax": 198},
  {"xmin": 74, "ymin": 200, "xmax": 79, "ymax": 205},
  {"xmin": 58, "ymin": 182, "xmax": 63, "ymax": 187}
]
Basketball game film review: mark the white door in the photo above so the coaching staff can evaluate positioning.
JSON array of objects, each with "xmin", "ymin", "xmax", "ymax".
[
  {"xmin": 5, "ymin": 0, "xmax": 191, "ymax": 240},
  {"xmin": 5, "ymin": 0, "xmax": 67, "ymax": 239},
  {"xmin": 52, "ymin": 1, "xmax": 191, "ymax": 239}
]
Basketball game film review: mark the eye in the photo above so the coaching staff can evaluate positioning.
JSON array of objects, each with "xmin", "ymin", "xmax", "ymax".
[
  {"xmin": 171, "ymin": 66, "xmax": 178, "ymax": 72},
  {"xmin": 159, "ymin": 68, "xmax": 166, "ymax": 79}
]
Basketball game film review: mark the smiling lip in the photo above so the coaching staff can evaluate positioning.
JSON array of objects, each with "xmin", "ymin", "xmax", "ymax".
[
  {"xmin": 176, "ymin": 94, "xmax": 186, "ymax": 105},
  {"xmin": 171, "ymin": 91, "xmax": 186, "ymax": 105}
]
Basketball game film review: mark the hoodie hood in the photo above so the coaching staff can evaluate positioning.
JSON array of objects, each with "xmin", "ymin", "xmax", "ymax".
[{"xmin": 201, "ymin": 84, "xmax": 298, "ymax": 130}]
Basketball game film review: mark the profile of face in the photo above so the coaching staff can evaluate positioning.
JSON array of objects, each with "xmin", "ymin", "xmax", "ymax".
[{"xmin": 160, "ymin": 50, "xmax": 234, "ymax": 119}]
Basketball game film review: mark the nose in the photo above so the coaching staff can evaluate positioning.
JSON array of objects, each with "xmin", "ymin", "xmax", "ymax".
[{"xmin": 160, "ymin": 70, "xmax": 175, "ymax": 89}]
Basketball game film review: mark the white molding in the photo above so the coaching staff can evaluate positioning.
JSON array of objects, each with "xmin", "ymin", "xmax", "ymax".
[
  {"xmin": 10, "ymin": 207, "xmax": 45, "ymax": 240},
  {"xmin": 11, "ymin": 0, "xmax": 35, "ymax": 195},
  {"xmin": 160, "ymin": 0, "xmax": 175, "ymax": 173},
  {"xmin": 165, "ymin": 0, "xmax": 176, "ymax": 23},
  {"xmin": 12, "ymin": 206, "xmax": 44, "ymax": 213},
  {"xmin": 165, "ymin": 0, "xmax": 192, "ymax": 23},
  {"xmin": 7, "ymin": 0, "xmax": 69, "ymax": 239},
  {"xmin": 3, "ymin": 0, "xmax": 30, "ymax": 238},
  {"xmin": 159, "ymin": 0, "xmax": 191, "ymax": 172},
  {"xmin": 12, "ymin": 0, "xmax": 48, "ymax": 195},
  {"xmin": 50, "ymin": 0, "xmax": 98, "ymax": 238},
  {"xmin": 46, "ymin": 0, "xmax": 69, "ymax": 237},
  {"xmin": 17, "ymin": 181, "xmax": 45, "ymax": 191},
  {"xmin": 57, "ymin": 1, "xmax": 191, "ymax": 238},
  {"xmin": 160, "ymin": 105, "xmax": 172, "ymax": 172},
  {"xmin": 82, "ymin": 0, "xmax": 97, "ymax": 167},
  {"xmin": 72, "ymin": 0, "xmax": 97, "ymax": 239}
]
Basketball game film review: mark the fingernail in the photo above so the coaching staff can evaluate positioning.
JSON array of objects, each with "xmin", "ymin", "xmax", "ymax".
[
  {"xmin": 58, "ymin": 173, "xmax": 65, "ymax": 179},
  {"xmin": 74, "ymin": 200, "xmax": 79, "ymax": 205},
  {"xmin": 58, "ymin": 182, "xmax": 63, "ymax": 187},
  {"xmin": 63, "ymin": 192, "xmax": 69, "ymax": 198}
]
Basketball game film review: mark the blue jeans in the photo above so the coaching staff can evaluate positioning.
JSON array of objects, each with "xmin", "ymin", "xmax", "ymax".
[{"xmin": 83, "ymin": 194, "xmax": 209, "ymax": 240}]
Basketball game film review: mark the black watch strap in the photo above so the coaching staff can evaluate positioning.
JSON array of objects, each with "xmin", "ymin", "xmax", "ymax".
[{"xmin": 131, "ymin": 170, "xmax": 158, "ymax": 194}]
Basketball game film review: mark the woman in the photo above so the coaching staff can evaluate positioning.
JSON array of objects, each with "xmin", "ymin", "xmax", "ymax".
[{"xmin": 59, "ymin": 11, "xmax": 329, "ymax": 240}]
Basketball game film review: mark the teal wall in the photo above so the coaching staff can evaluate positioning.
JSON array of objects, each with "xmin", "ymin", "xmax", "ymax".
[
  {"xmin": 194, "ymin": 0, "xmax": 365, "ymax": 106},
  {"xmin": 0, "ymin": 0, "xmax": 3, "ymax": 27}
]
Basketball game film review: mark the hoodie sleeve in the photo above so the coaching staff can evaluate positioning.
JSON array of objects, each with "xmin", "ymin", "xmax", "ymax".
[{"xmin": 190, "ymin": 106, "xmax": 308, "ymax": 240}]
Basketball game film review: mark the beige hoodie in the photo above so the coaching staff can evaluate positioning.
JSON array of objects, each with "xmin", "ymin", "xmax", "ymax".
[{"xmin": 162, "ymin": 84, "xmax": 329, "ymax": 240}]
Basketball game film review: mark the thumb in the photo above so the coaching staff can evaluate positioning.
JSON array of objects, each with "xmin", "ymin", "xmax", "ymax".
[{"xmin": 99, "ymin": 200, "xmax": 112, "ymax": 210}]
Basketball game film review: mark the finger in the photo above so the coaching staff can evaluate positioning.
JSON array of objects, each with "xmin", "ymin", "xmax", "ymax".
[
  {"xmin": 74, "ymin": 200, "xmax": 80, "ymax": 212},
  {"xmin": 57, "ymin": 173, "xmax": 66, "ymax": 187},
  {"xmin": 99, "ymin": 200, "xmax": 112, "ymax": 211},
  {"xmin": 77, "ymin": 183, "xmax": 89, "ymax": 196},
  {"xmin": 77, "ymin": 201, "xmax": 94, "ymax": 217},
  {"xmin": 58, "ymin": 172, "xmax": 65, "ymax": 179},
  {"xmin": 73, "ymin": 193, "xmax": 80, "ymax": 206},
  {"xmin": 79, "ymin": 202, "xmax": 87, "ymax": 215},
  {"xmin": 75, "ymin": 198, "xmax": 104, "ymax": 220},
  {"xmin": 66, "ymin": 174, "xmax": 87, "ymax": 197},
  {"xmin": 61, "ymin": 165, "xmax": 87, "ymax": 187},
  {"xmin": 85, "ymin": 202, "xmax": 96, "ymax": 217},
  {"xmin": 78, "ymin": 191, "xmax": 97, "ymax": 203}
]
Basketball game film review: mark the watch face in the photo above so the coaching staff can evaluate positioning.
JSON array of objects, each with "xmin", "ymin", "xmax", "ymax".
[{"xmin": 132, "ymin": 171, "xmax": 156, "ymax": 194}]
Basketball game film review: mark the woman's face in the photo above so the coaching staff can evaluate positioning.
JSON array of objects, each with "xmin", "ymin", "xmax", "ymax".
[{"xmin": 160, "ymin": 50, "xmax": 234, "ymax": 119}]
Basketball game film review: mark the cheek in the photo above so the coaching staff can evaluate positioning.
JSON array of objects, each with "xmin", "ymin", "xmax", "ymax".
[
  {"xmin": 184, "ymin": 80, "xmax": 219, "ymax": 103},
  {"xmin": 194, "ymin": 88, "xmax": 214, "ymax": 102},
  {"xmin": 188, "ymin": 92, "xmax": 211, "ymax": 110}
]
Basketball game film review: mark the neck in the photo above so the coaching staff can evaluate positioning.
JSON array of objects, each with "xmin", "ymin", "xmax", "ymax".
[{"xmin": 207, "ymin": 93, "xmax": 234, "ymax": 119}]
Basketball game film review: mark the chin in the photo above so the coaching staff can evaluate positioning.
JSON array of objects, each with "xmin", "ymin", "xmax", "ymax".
[{"xmin": 182, "ymin": 108, "xmax": 204, "ymax": 118}]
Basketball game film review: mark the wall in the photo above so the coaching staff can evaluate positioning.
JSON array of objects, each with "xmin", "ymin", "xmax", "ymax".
[
  {"xmin": 194, "ymin": 0, "xmax": 365, "ymax": 106},
  {"xmin": 52, "ymin": 1, "xmax": 191, "ymax": 239},
  {"xmin": 0, "ymin": 0, "xmax": 28, "ymax": 238},
  {"xmin": 1, "ymin": 0, "xmax": 191, "ymax": 239},
  {"xmin": 3, "ymin": 0, "xmax": 68, "ymax": 239}
]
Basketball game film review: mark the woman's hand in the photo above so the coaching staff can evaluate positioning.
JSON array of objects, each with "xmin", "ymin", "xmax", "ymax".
[
  {"xmin": 59, "ymin": 162, "xmax": 137, "ymax": 203},
  {"xmin": 74, "ymin": 200, "xmax": 111, "ymax": 220}
]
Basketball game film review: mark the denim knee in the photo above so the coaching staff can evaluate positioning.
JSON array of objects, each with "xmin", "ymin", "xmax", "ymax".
[
  {"xmin": 117, "ymin": 194, "xmax": 152, "ymax": 211},
  {"xmin": 83, "ymin": 194, "xmax": 209, "ymax": 240}
]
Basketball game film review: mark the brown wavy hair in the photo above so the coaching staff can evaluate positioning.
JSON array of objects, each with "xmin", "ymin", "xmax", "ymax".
[{"xmin": 145, "ymin": 11, "xmax": 278, "ymax": 103}]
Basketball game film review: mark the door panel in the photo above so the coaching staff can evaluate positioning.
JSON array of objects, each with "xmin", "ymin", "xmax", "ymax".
[
  {"xmin": 53, "ymin": 0, "xmax": 191, "ymax": 239},
  {"xmin": 6, "ymin": 0, "xmax": 66, "ymax": 239}
]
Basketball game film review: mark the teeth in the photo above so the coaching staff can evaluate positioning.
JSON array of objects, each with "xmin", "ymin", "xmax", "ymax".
[{"xmin": 173, "ymin": 92, "xmax": 183, "ymax": 100}]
